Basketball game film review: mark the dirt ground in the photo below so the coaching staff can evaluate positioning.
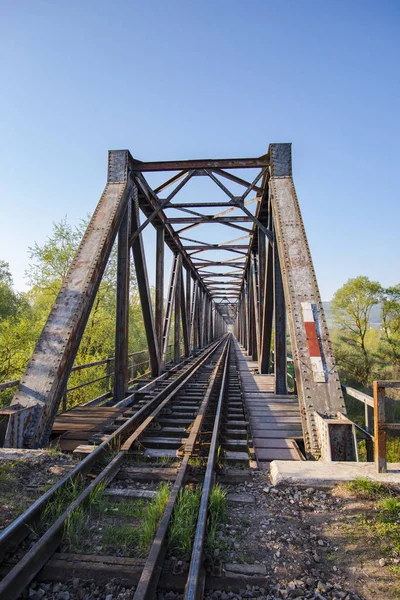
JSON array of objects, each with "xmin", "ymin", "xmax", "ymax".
[
  {"xmin": 0, "ymin": 449, "xmax": 78, "ymax": 531},
  {"xmin": 205, "ymin": 470, "xmax": 400, "ymax": 600},
  {"xmin": 2, "ymin": 451, "xmax": 400, "ymax": 599}
]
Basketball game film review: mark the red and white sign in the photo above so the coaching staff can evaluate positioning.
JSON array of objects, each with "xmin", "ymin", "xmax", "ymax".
[{"xmin": 301, "ymin": 302, "xmax": 326, "ymax": 383}]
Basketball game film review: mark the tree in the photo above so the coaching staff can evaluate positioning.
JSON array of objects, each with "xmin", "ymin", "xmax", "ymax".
[
  {"xmin": 380, "ymin": 284, "xmax": 400, "ymax": 370},
  {"xmin": 331, "ymin": 276, "xmax": 382, "ymax": 384},
  {"xmin": 26, "ymin": 217, "xmax": 87, "ymax": 298},
  {"xmin": 0, "ymin": 260, "xmax": 20, "ymax": 320}
]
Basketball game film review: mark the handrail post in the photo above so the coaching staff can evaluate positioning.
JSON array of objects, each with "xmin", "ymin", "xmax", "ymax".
[
  {"xmin": 374, "ymin": 381, "xmax": 387, "ymax": 473},
  {"xmin": 365, "ymin": 403, "xmax": 374, "ymax": 462},
  {"xmin": 105, "ymin": 359, "xmax": 112, "ymax": 392}
]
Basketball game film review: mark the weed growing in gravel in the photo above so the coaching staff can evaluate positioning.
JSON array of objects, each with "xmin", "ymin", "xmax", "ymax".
[
  {"xmin": 188, "ymin": 456, "xmax": 206, "ymax": 468},
  {"xmin": 156, "ymin": 456, "xmax": 176, "ymax": 466},
  {"xmin": 46, "ymin": 444, "xmax": 62, "ymax": 460},
  {"xmin": 345, "ymin": 478, "xmax": 389, "ymax": 499},
  {"xmin": 42, "ymin": 476, "xmax": 85, "ymax": 528},
  {"xmin": 64, "ymin": 504, "xmax": 90, "ymax": 551},
  {"xmin": 108, "ymin": 500, "xmax": 146, "ymax": 518},
  {"xmin": 169, "ymin": 485, "xmax": 202, "ymax": 557},
  {"xmin": 346, "ymin": 480, "xmax": 400, "ymax": 559},
  {"xmin": 378, "ymin": 496, "xmax": 400, "ymax": 516},
  {"xmin": 0, "ymin": 461, "xmax": 19, "ymax": 491},
  {"xmin": 206, "ymin": 484, "xmax": 228, "ymax": 558},
  {"xmin": 102, "ymin": 522, "xmax": 136, "ymax": 550},
  {"xmin": 135, "ymin": 482, "xmax": 170, "ymax": 554}
]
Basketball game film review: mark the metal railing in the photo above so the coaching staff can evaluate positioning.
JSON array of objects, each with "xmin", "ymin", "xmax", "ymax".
[
  {"xmin": 342, "ymin": 381, "xmax": 400, "ymax": 472},
  {"xmin": 341, "ymin": 384, "xmax": 374, "ymax": 462},
  {"xmin": 0, "ymin": 345, "xmax": 174, "ymax": 411}
]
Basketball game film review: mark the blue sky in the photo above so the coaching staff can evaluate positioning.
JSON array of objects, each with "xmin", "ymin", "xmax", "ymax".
[{"xmin": 0, "ymin": 0, "xmax": 399, "ymax": 300}]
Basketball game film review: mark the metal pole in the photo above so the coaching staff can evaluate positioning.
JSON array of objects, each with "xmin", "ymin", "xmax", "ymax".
[
  {"xmin": 274, "ymin": 235, "xmax": 287, "ymax": 395},
  {"xmin": 174, "ymin": 256, "xmax": 182, "ymax": 362},
  {"xmin": 114, "ymin": 202, "xmax": 131, "ymax": 401},
  {"xmin": 155, "ymin": 227, "xmax": 165, "ymax": 357}
]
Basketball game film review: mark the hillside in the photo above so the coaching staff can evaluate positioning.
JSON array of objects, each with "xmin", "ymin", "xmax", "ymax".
[{"xmin": 323, "ymin": 302, "xmax": 382, "ymax": 329}]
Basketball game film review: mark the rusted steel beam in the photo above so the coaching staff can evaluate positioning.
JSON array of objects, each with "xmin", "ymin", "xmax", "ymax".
[
  {"xmin": 6, "ymin": 150, "xmax": 133, "ymax": 448},
  {"xmin": 259, "ymin": 238, "xmax": 273, "ymax": 374},
  {"xmin": 374, "ymin": 382, "xmax": 387, "ymax": 473},
  {"xmin": 153, "ymin": 170, "xmax": 188, "ymax": 194},
  {"xmin": 274, "ymin": 238, "xmax": 287, "ymax": 395},
  {"xmin": 162, "ymin": 255, "xmax": 179, "ymax": 365},
  {"xmin": 185, "ymin": 245, "xmax": 249, "ymax": 251},
  {"xmin": 269, "ymin": 143, "xmax": 347, "ymax": 458},
  {"xmin": 174, "ymin": 258, "xmax": 182, "ymax": 363},
  {"xmin": 130, "ymin": 157, "xmax": 270, "ymax": 172},
  {"xmin": 185, "ymin": 269, "xmax": 191, "ymax": 350},
  {"xmin": 131, "ymin": 192, "xmax": 160, "ymax": 377},
  {"xmin": 155, "ymin": 228, "xmax": 165, "ymax": 356},
  {"xmin": 114, "ymin": 202, "xmax": 131, "ymax": 402},
  {"xmin": 180, "ymin": 265, "xmax": 190, "ymax": 357},
  {"xmin": 133, "ymin": 171, "xmax": 213, "ymax": 302},
  {"xmin": 166, "ymin": 202, "xmax": 233, "ymax": 208},
  {"xmin": 211, "ymin": 168, "xmax": 262, "ymax": 192},
  {"xmin": 166, "ymin": 216, "xmax": 253, "ymax": 223}
]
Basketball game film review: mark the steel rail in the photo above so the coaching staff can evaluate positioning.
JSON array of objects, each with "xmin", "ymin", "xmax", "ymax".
[
  {"xmin": 185, "ymin": 337, "xmax": 231, "ymax": 600},
  {"xmin": 0, "ymin": 337, "xmax": 228, "ymax": 600},
  {"xmin": 133, "ymin": 335, "xmax": 231, "ymax": 600},
  {"xmin": 0, "ymin": 338, "xmax": 224, "ymax": 564}
]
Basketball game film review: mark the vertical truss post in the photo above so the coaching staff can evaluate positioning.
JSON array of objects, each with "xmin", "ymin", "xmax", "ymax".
[
  {"xmin": 251, "ymin": 253, "xmax": 261, "ymax": 360},
  {"xmin": 259, "ymin": 237, "xmax": 274, "ymax": 373},
  {"xmin": 114, "ymin": 202, "xmax": 131, "ymax": 402},
  {"xmin": 5, "ymin": 150, "xmax": 132, "ymax": 447},
  {"xmin": 244, "ymin": 279, "xmax": 251, "ymax": 354},
  {"xmin": 174, "ymin": 255, "xmax": 182, "ymax": 362},
  {"xmin": 239, "ymin": 291, "xmax": 245, "ymax": 347},
  {"xmin": 155, "ymin": 227, "xmax": 165, "ymax": 357},
  {"xmin": 162, "ymin": 254, "xmax": 179, "ymax": 365},
  {"xmin": 189, "ymin": 280, "xmax": 198, "ymax": 352},
  {"xmin": 180, "ymin": 265, "xmax": 190, "ymax": 357},
  {"xmin": 274, "ymin": 231, "xmax": 287, "ymax": 394},
  {"xmin": 131, "ymin": 191, "xmax": 160, "ymax": 376},
  {"xmin": 186, "ymin": 269, "xmax": 191, "ymax": 338},
  {"xmin": 269, "ymin": 143, "xmax": 347, "ymax": 458}
]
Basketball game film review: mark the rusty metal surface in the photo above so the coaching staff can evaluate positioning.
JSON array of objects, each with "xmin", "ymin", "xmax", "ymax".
[
  {"xmin": 130, "ymin": 157, "xmax": 270, "ymax": 171},
  {"xmin": 7, "ymin": 151, "xmax": 132, "ymax": 448},
  {"xmin": 269, "ymin": 144, "xmax": 347, "ymax": 458}
]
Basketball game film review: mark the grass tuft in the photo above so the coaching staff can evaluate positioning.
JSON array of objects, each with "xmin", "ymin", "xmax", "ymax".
[
  {"xmin": 101, "ymin": 482, "xmax": 170, "ymax": 556},
  {"xmin": 378, "ymin": 496, "xmax": 400, "ymax": 516},
  {"xmin": 42, "ymin": 476, "xmax": 85, "ymax": 528},
  {"xmin": 135, "ymin": 482, "xmax": 170, "ymax": 554},
  {"xmin": 169, "ymin": 485, "xmax": 202, "ymax": 557},
  {"xmin": 206, "ymin": 484, "xmax": 228, "ymax": 558},
  {"xmin": 345, "ymin": 478, "xmax": 389, "ymax": 499}
]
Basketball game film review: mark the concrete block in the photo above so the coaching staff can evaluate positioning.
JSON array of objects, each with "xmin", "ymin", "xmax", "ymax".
[{"xmin": 270, "ymin": 460, "xmax": 400, "ymax": 488}]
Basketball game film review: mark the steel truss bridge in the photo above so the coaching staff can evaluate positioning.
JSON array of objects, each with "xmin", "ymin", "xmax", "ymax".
[{"xmin": 1, "ymin": 143, "xmax": 356, "ymax": 461}]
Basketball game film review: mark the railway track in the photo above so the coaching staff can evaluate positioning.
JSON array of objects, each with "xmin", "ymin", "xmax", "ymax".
[{"xmin": 0, "ymin": 333, "xmax": 248, "ymax": 600}]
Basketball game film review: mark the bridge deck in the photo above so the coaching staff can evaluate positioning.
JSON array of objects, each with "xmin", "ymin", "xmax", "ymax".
[
  {"xmin": 51, "ymin": 406, "xmax": 127, "ymax": 451},
  {"xmin": 234, "ymin": 340, "xmax": 303, "ymax": 470}
]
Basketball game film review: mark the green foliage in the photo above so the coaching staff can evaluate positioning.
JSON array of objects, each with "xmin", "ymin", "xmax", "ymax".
[
  {"xmin": 206, "ymin": 484, "xmax": 228, "ymax": 557},
  {"xmin": 99, "ymin": 483, "xmax": 169, "ymax": 556},
  {"xmin": 331, "ymin": 276, "xmax": 382, "ymax": 384},
  {"xmin": 344, "ymin": 478, "xmax": 388, "ymax": 499},
  {"xmin": 377, "ymin": 496, "xmax": 400, "ymax": 515},
  {"xmin": 169, "ymin": 485, "xmax": 202, "ymax": 557},
  {"xmin": 0, "ymin": 215, "xmax": 148, "ymax": 408},
  {"xmin": 0, "ymin": 260, "xmax": 22, "ymax": 321},
  {"xmin": 135, "ymin": 482, "xmax": 170, "ymax": 554},
  {"xmin": 381, "ymin": 284, "xmax": 400, "ymax": 369}
]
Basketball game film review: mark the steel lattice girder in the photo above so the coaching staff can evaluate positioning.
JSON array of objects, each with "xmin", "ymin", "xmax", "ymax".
[{"xmin": 2, "ymin": 144, "xmax": 352, "ymax": 460}]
